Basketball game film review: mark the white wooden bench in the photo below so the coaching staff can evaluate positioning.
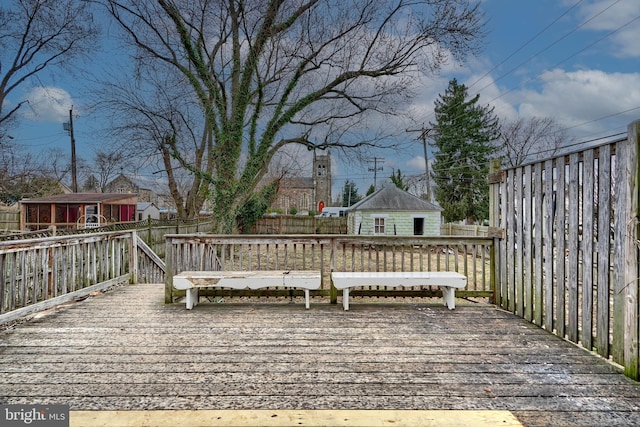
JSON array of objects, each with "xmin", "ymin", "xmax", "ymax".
[
  {"xmin": 331, "ymin": 271, "xmax": 467, "ymax": 310},
  {"xmin": 173, "ymin": 270, "xmax": 321, "ymax": 310}
]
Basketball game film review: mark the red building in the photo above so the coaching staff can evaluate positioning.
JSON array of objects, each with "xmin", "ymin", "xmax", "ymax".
[{"xmin": 20, "ymin": 193, "xmax": 138, "ymax": 231}]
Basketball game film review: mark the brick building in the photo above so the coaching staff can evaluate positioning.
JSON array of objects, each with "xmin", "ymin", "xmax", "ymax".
[{"xmin": 271, "ymin": 153, "xmax": 332, "ymax": 214}]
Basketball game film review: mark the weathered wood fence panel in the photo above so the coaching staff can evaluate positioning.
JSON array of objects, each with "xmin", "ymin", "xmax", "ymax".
[
  {"xmin": 137, "ymin": 218, "xmax": 216, "ymax": 257},
  {"xmin": 490, "ymin": 119, "xmax": 640, "ymax": 380},
  {"xmin": 0, "ymin": 217, "xmax": 216, "ymax": 257},
  {"xmin": 0, "ymin": 231, "xmax": 131, "ymax": 323},
  {"xmin": 136, "ymin": 235, "xmax": 165, "ymax": 284},
  {"xmin": 0, "ymin": 230, "xmax": 166, "ymax": 324},
  {"xmin": 439, "ymin": 223, "xmax": 491, "ymax": 236},
  {"xmin": 0, "ymin": 210, "xmax": 20, "ymax": 232},
  {"xmin": 251, "ymin": 216, "xmax": 348, "ymax": 234},
  {"xmin": 165, "ymin": 234, "xmax": 494, "ymax": 304}
]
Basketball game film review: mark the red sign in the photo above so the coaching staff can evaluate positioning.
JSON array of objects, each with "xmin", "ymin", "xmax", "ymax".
[{"xmin": 318, "ymin": 201, "xmax": 325, "ymax": 213}]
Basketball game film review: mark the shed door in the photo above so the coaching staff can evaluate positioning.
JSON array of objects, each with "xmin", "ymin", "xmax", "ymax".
[{"xmin": 413, "ymin": 217, "xmax": 424, "ymax": 235}]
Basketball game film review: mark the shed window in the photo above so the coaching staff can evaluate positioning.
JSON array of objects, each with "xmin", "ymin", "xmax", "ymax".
[{"xmin": 374, "ymin": 217, "xmax": 385, "ymax": 235}]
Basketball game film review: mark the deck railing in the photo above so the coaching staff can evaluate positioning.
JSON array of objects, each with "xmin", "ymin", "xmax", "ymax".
[
  {"xmin": 164, "ymin": 234, "xmax": 494, "ymax": 304},
  {"xmin": 0, "ymin": 230, "xmax": 165, "ymax": 324},
  {"xmin": 489, "ymin": 120, "xmax": 640, "ymax": 380}
]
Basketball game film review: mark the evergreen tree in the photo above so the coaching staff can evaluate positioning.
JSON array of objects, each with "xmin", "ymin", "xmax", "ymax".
[
  {"xmin": 390, "ymin": 169, "xmax": 409, "ymax": 191},
  {"xmin": 366, "ymin": 184, "xmax": 376, "ymax": 196},
  {"xmin": 431, "ymin": 78, "xmax": 499, "ymax": 224},
  {"xmin": 342, "ymin": 180, "xmax": 360, "ymax": 207}
]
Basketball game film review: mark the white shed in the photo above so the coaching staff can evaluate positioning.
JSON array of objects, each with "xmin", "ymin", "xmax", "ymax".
[
  {"xmin": 347, "ymin": 185, "xmax": 441, "ymax": 236},
  {"xmin": 137, "ymin": 202, "xmax": 160, "ymax": 221}
]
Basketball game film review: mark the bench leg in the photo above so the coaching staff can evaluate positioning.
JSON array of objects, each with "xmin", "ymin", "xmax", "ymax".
[
  {"xmin": 441, "ymin": 286, "xmax": 456, "ymax": 310},
  {"xmin": 185, "ymin": 288, "xmax": 198, "ymax": 310},
  {"xmin": 304, "ymin": 290, "xmax": 310, "ymax": 309},
  {"xmin": 342, "ymin": 288, "xmax": 350, "ymax": 311}
]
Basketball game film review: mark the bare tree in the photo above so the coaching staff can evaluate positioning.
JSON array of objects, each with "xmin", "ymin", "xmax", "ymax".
[
  {"xmin": 94, "ymin": 67, "xmax": 213, "ymax": 218},
  {"xmin": 93, "ymin": 150, "xmax": 130, "ymax": 192},
  {"xmin": 100, "ymin": 0, "xmax": 485, "ymax": 232},
  {"xmin": 0, "ymin": 140, "xmax": 65, "ymax": 204},
  {"xmin": 0, "ymin": 0, "xmax": 99, "ymax": 130},
  {"xmin": 496, "ymin": 117, "xmax": 569, "ymax": 168}
]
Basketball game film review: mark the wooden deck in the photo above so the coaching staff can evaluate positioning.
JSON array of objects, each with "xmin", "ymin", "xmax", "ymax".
[{"xmin": 1, "ymin": 283, "xmax": 639, "ymax": 426}]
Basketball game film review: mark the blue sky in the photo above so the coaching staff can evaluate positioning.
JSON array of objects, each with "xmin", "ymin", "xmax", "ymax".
[{"xmin": 6, "ymin": 0, "xmax": 640, "ymax": 199}]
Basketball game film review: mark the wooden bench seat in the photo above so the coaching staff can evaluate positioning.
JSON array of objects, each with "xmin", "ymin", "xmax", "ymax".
[
  {"xmin": 173, "ymin": 270, "xmax": 321, "ymax": 310},
  {"xmin": 331, "ymin": 271, "xmax": 467, "ymax": 310}
]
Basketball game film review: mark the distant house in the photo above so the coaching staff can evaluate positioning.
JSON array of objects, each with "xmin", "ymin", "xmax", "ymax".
[
  {"xmin": 20, "ymin": 193, "xmax": 138, "ymax": 231},
  {"xmin": 347, "ymin": 185, "xmax": 441, "ymax": 236},
  {"xmin": 105, "ymin": 174, "xmax": 174, "ymax": 210},
  {"xmin": 137, "ymin": 202, "xmax": 160, "ymax": 221}
]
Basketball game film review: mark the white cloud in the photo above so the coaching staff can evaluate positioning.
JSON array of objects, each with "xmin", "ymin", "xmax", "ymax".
[
  {"xmin": 20, "ymin": 86, "xmax": 73, "ymax": 122},
  {"xmin": 406, "ymin": 155, "xmax": 427, "ymax": 173},
  {"xmin": 577, "ymin": 0, "xmax": 640, "ymax": 58},
  {"xmin": 514, "ymin": 68, "xmax": 640, "ymax": 134},
  {"xmin": 577, "ymin": 0, "xmax": 640, "ymax": 31}
]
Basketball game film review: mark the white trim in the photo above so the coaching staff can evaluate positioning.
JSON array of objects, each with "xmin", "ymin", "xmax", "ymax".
[{"xmin": 372, "ymin": 214, "xmax": 387, "ymax": 235}]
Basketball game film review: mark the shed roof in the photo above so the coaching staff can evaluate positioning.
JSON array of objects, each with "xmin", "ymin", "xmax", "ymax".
[
  {"xmin": 137, "ymin": 202, "xmax": 158, "ymax": 210},
  {"xmin": 20, "ymin": 193, "xmax": 137, "ymax": 204},
  {"xmin": 349, "ymin": 185, "xmax": 441, "ymax": 211}
]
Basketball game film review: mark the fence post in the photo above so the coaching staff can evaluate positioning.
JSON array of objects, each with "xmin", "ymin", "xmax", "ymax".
[
  {"xmin": 488, "ymin": 159, "xmax": 502, "ymax": 306},
  {"xmin": 147, "ymin": 216, "xmax": 152, "ymax": 244},
  {"xmin": 621, "ymin": 120, "xmax": 640, "ymax": 380},
  {"xmin": 330, "ymin": 237, "xmax": 337, "ymax": 304},
  {"xmin": 165, "ymin": 236, "xmax": 174, "ymax": 304},
  {"xmin": 129, "ymin": 230, "xmax": 138, "ymax": 284}
]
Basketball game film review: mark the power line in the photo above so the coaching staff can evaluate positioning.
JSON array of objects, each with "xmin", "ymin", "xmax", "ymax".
[
  {"xmin": 474, "ymin": 0, "xmax": 623, "ymax": 95},
  {"xmin": 64, "ymin": 108, "xmax": 78, "ymax": 193},
  {"xmin": 420, "ymin": 1, "xmax": 633, "ymax": 136},
  {"xmin": 406, "ymin": 126, "xmax": 437, "ymax": 202},
  {"xmin": 468, "ymin": 0, "xmax": 585, "ymax": 92},
  {"xmin": 367, "ymin": 157, "xmax": 384, "ymax": 189},
  {"xmin": 479, "ymin": 12, "xmax": 640, "ymax": 112}
]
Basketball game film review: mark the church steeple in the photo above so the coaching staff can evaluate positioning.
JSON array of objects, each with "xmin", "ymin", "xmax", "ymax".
[{"xmin": 313, "ymin": 152, "xmax": 331, "ymax": 213}]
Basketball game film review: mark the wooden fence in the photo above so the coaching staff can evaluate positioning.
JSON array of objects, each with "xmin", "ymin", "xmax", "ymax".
[
  {"xmin": 489, "ymin": 119, "xmax": 640, "ymax": 380},
  {"xmin": 251, "ymin": 215, "xmax": 348, "ymax": 234},
  {"xmin": 0, "ymin": 216, "xmax": 215, "ymax": 256},
  {"xmin": 253, "ymin": 216, "xmax": 492, "ymax": 237},
  {"xmin": 134, "ymin": 217, "xmax": 216, "ymax": 257},
  {"xmin": 0, "ymin": 230, "xmax": 165, "ymax": 324},
  {"xmin": 0, "ymin": 210, "xmax": 20, "ymax": 232},
  {"xmin": 440, "ymin": 223, "xmax": 491, "ymax": 236},
  {"xmin": 164, "ymin": 234, "xmax": 494, "ymax": 304}
]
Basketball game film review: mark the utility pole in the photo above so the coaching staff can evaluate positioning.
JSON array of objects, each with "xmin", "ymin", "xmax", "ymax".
[
  {"xmin": 367, "ymin": 157, "xmax": 384, "ymax": 189},
  {"xmin": 64, "ymin": 108, "xmax": 78, "ymax": 193},
  {"xmin": 406, "ymin": 126, "xmax": 437, "ymax": 202}
]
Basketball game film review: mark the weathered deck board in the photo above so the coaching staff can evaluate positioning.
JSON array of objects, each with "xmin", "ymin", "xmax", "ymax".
[{"xmin": 1, "ymin": 283, "xmax": 639, "ymax": 426}]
